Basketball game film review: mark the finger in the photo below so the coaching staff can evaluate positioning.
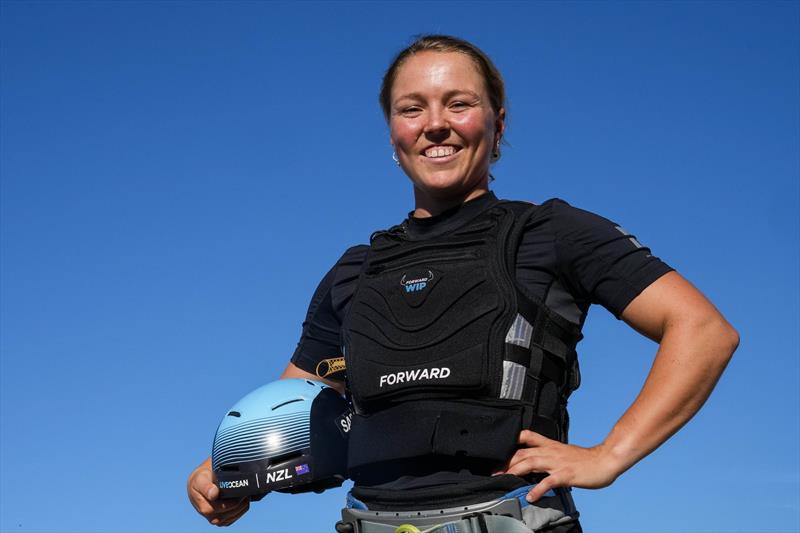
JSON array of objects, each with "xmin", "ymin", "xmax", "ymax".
[
  {"xmin": 506, "ymin": 445, "xmax": 554, "ymax": 473},
  {"xmin": 191, "ymin": 492, "xmax": 242, "ymax": 518},
  {"xmin": 526, "ymin": 475, "xmax": 560, "ymax": 503},
  {"xmin": 205, "ymin": 480, "xmax": 220, "ymax": 502},
  {"xmin": 518, "ymin": 430, "xmax": 551, "ymax": 446},
  {"xmin": 505, "ymin": 449, "xmax": 534, "ymax": 472},
  {"xmin": 209, "ymin": 497, "xmax": 248, "ymax": 515},
  {"xmin": 216, "ymin": 502, "xmax": 250, "ymax": 527},
  {"xmin": 189, "ymin": 468, "xmax": 218, "ymax": 502},
  {"xmin": 210, "ymin": 503, "xmax": 248, "ymax": 527},
  {"xmin": 505, "ymin": 455, "xmax": 547, "ymax": 477}
]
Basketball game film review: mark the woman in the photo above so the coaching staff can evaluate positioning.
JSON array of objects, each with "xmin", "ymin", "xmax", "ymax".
[{"xmin": 187, "ymin": 35, "xmax": 738, "ymax": 532}]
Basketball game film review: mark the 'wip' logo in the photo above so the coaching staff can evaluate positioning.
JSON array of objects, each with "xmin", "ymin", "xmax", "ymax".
[{"xmin": 400, "ymin": 270, "xmax": 434, "ymax": 293}]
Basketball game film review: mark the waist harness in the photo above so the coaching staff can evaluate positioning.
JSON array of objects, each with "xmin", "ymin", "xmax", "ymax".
[{"xmin": 342, "ymin": 201, "xmax": 583, "ymax": 477}]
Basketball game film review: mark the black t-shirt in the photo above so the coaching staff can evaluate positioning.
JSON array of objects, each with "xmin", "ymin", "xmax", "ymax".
[{"xmin": 290, "ymin": 192, "xmax": 672, "ymax": 498}]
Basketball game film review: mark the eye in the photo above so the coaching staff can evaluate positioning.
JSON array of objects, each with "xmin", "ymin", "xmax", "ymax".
[
  {"xmin": 449, "ymin": 101, "xmax": 472, "ymax": 112},
  {"xmin": 399, "ymin": 106, "xmax": 422, "ymax": 117}
]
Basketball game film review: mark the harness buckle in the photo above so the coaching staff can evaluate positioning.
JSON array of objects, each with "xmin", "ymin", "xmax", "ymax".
[{"xmin": 461, "ymin": 512, "xmax": 489, "ymax": 533}]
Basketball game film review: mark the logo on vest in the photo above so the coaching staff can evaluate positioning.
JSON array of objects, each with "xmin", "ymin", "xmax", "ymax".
[
  {"xmin": 400, "ymin": 270, "xmax": 434, "ymax": 293},
  {"xmin": 379, "ymin": 367, "xmax": 451, "ymax": 387}
]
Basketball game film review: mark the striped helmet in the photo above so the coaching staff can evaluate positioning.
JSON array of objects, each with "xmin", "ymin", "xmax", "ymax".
[{"xmin": 212, "ymin": 378, "xmax": 350, "ymax": 499}]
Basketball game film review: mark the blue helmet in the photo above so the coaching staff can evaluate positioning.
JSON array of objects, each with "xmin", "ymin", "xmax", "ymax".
[{"xmin": 212, "ymin": 378, "xmax": 351, "ymax": 499}]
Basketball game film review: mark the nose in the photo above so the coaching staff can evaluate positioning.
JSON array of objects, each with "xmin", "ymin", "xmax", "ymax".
[{"xmin": 423, "ymin": 105, "xmax": 449, "ymax": 140}]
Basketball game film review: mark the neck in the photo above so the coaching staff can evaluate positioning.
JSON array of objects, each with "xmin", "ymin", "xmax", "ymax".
[{"xmin": 412, "ymin": 184, "xmax": 491, "ymax": 219}]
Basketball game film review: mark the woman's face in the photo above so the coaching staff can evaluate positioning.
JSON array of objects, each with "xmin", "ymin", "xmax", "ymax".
[{"xmin": 389, "ymin": 51, "xmax": 504, "ymax": 203}]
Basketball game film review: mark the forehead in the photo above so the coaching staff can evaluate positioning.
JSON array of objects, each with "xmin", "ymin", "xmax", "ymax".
[{"xmin": 391, "ymin": 51, "xmax": 486, "ymax": 100}]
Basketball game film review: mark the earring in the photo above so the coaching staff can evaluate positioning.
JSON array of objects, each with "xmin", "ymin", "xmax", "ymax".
[
  {"xmin": 392, "ymin": 151, "xmax": 400, "ymax": 166},
  {"xmin": 491, "ymin": 141, "xmax": 501, "ymax": 162}
]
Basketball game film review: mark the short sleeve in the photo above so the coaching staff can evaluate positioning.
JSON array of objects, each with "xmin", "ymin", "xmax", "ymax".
[
  {"xmin": 290, "ymin": 245, "xmax": 367, "ymax": 381},
  {"xmin": 550, "ymin": 199, "xmax": 674, "ymax": 318}
]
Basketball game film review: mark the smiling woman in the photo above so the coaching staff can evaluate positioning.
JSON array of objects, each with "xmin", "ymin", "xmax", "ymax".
[
  {"xmin": 187, "ymin": 34, "xmax": 739, "ymax": 533},
  {"xmin": 389, "ymin": 51, "xmax": 503, "ymax": 216}
]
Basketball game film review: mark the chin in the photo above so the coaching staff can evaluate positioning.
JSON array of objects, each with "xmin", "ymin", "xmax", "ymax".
[{"xmin": 414, "ymin": 176, "xmax": 483, "ymax": 200}]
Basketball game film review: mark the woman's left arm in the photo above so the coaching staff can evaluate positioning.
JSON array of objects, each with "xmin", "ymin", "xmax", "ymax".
[{"xmin": 500, "ymin": 271, "xmax": 740, "ymax": 501}]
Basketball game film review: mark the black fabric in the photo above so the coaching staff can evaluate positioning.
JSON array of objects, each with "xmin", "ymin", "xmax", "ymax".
[
  {"xmin": 344, "ymin": 202, "xmax": 521, "ymax": 410},
  {"xmin": 291, "ymin": 194, "xmax": 672, "ymax": 383},
  {"xmin": 350, "ymin": 473, "xmax": 530, "ymax": 511},
  {"xmin": 347, "ymin": 399, "xmax": 525, "ymax": 474},
  {"xmin": 343, "ymin": 202, "xmax": 557, "ymax": 475},
  {"xmin": 289, "ymin": 192, "xmax": 674, "ymax": 507}
]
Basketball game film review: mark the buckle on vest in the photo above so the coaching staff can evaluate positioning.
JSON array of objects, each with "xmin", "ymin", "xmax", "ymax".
[{"xmin": 461, "ymin": 512, "xmax": 489, "ymax": 533}]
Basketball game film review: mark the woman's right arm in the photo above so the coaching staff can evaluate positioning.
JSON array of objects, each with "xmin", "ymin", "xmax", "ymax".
[
  {"xmin": 189, "ymin": 247, "xmax": 357, "ymax": 525},
  {"xmin": 186, "ymin": 362, "xmax": 345, "ymax": 526}
]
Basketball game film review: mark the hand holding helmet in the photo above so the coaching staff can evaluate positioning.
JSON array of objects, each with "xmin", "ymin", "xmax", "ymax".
[{"xmin": 187, "ymin": 457, "xmax": 250, "ymax": 527}]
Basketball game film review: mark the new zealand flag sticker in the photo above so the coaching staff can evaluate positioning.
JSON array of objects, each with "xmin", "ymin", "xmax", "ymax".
[{"xmin": 295, "ymin": 464, "xmax": 310, "ymax": 475}]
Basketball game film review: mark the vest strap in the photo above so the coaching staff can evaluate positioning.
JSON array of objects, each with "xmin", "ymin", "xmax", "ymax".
[{"xmin": 347, "ymin": 400, "xmax": 525, "ymax": 473}]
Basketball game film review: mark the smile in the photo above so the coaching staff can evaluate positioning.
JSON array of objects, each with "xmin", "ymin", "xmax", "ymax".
[{"xmin": 422, "ymin": 145, "xmax": 462, "ymax": 160}]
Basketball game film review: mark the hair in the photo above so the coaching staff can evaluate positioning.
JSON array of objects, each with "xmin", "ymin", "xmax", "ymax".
[
  {"xmin": 379, "ymin": 35, "xmax": 507, "ymax": 161},
  {"xmin": 379, "ymin": 35, "xmax": 506, "ymax": 120}
]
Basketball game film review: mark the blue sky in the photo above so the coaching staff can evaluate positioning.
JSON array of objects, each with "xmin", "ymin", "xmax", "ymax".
[{"xmin": 1, "ymin": 1, "xmax": 798, "ymax": 532}]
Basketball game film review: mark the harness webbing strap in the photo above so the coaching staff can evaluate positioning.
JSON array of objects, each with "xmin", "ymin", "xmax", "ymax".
[{"xmin": 353, "ymin": 513, "xmax": 533, "ymax": 533}]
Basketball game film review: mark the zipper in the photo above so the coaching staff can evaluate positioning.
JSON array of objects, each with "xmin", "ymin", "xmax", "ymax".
[{"xmin": 366, "ymin": 249, "xmax": 479, "ymax": 275}]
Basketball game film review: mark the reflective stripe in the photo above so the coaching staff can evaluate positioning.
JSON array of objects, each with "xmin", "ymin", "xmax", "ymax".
[
  {"xmin": 500, "ymin": 361, "xmax": 526, "ymax": 400},
  {"xmin": 505, "ymin": 314, "xmax": 533, "ymax": 348}
]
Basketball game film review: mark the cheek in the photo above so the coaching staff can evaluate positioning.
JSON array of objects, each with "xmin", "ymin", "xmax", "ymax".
[
  {"xmin": 452, "ymin": 114, "xmax": 495, "ymax": 145},
  {"xmin": 390, "ymin": 121, "xmax": 420, "ymax": 152}
]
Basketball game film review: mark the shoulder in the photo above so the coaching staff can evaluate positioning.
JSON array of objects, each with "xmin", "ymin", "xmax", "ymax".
[
  {"xmin": 337, "ymin": 244, "xmax": 369, "ymax": 266},
  {"xmin": 327, "ymin": 244, "xmax": 368, "ymax": 285},
  {"xmin": 520, "ymin": 198, "xmax": 625, "ymax": 244}
]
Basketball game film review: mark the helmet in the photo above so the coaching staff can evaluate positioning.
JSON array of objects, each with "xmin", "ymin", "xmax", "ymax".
[{"xmin": 211, "ymin": 378, "xmax": 351, "ymax": 500}]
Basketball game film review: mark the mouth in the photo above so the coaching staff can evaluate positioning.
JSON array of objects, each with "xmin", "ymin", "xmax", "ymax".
[{"xmin": 421, "ymin": 144, "xmax": 462, "ymax": 162}]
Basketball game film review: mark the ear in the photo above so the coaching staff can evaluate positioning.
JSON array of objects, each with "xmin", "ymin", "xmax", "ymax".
[{"xmin": 495, "ymin": 107, "xmax": 506, "ymax": 143}]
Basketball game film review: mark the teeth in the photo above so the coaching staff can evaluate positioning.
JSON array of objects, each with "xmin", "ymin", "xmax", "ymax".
[{"xmin": 424, "ymin": 146, "xmax": 456, "ymax": 158}]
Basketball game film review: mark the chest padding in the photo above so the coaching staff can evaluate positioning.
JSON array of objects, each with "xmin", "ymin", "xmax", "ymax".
[
  {"xmin": 342, "ymin": 201, "xmax": 583, "ymax": 477},
  {"xmin": 344, "ymin": 205, "xmax": 519, "ymax": 412}
]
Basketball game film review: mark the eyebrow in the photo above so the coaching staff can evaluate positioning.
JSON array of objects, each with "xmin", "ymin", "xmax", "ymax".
[{"xmin": 393, "ymin": 89, "xmax": 482, "ymax": 104}]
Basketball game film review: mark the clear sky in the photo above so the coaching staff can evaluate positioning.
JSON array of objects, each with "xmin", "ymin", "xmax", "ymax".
[{"xmin": 1, "ymin": 1, "xmax": 798, "ymax": 532}]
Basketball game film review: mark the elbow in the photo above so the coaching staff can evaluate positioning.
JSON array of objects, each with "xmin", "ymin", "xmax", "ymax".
[
  {"xmin": 726, "ymin": 323, "xmax": 740, "ymax": 354},
  {"xmin": 724, "ymin": 322, "xmax": 740, "ymax": 360},
  {"xmin": 706, "ymin": 317, "xmax": 740, "ymax": 367}
]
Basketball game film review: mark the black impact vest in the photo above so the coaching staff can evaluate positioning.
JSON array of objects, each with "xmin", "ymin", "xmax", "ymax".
[{"xmin": 342, "ymin": 200, "xmax": 583, "ymax": 478}]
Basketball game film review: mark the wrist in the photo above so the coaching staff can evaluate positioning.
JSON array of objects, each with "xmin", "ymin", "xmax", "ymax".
[{"xmin": 593, "ymin": 440, "xmax": 636, "ymax": 481}]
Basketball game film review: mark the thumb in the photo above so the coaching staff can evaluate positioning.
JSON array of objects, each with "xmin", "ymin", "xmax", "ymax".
[
  {"xmin": 193, "ymin": 468, "xmax": 218, "ymax": 501},
  {"xmin": 206, "ymin": 482, "xmax": 219, "ymax": 502}
]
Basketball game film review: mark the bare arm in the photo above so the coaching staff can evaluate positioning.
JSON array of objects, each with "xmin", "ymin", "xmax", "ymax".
[
  {"xmin": 188, "ymin": 360, "xmax": 345, "ymax": 525},
  {"xmin": 279, "ymin": 361, "xmax": 346, "ymax": 395},
  {"xmin": 502, "ymin": 271, "xmax": 739, "ymax": 500},
  {"xmin": 595, "ymin": 271, "xmax": 739, "ymax": 475}
]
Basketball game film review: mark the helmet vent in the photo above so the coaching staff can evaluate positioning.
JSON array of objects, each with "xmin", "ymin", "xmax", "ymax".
[
  {"xmin": 227, "ymin": 411, "xmax": 241, "ymax": 417},
  {"xmin": 269, "ymin": 450, "xmax": 302, "ymax": 465},
  {"xmin": 271, "ymin": 398, "xmax": 304, "ymax": 411}
]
